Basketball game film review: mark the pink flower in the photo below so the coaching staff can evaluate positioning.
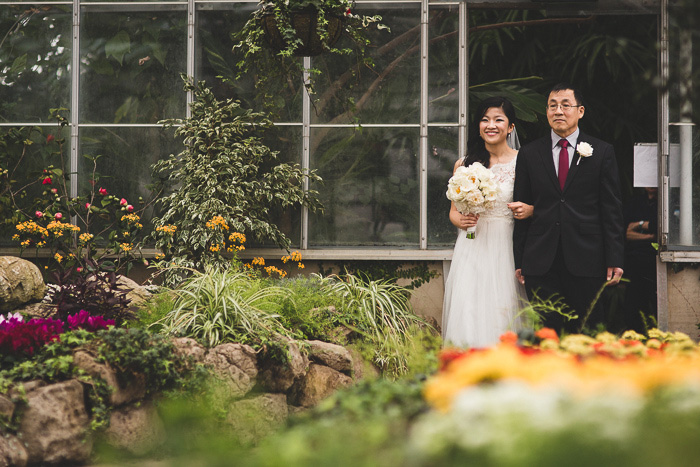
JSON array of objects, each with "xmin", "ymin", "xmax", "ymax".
[
  {"xmin": 42, "ymin": 177, "xmax": 52, "ymax": 185},
  {"xmin": 35, "ymin": 211, "xmax": 43, "ymax": 218},
  {"xmin": 51, "ymin": 188, "xmax": 58, "ymax": 194},
  {"xmin": 54, "ymin": 212, "xmax": 63, "ymax": 220},
  {"xmin": 46, "ymin": 134, "xmax": 55, "ymax": 143},
  {"xmin": 99, "ymin": 188, "xmax": 108, "ymax": 196},
  {"xmin": 76, "ymin": 267, "xmax": 83, "ymax": 273},
  {"xmin": 126, "ymin": 205, "xmax": 134, "ymax": 212},
  {"xmin": 85, "ymin": 203, "xmax": 91, "ymax": 209},
  {"xmin": 120, "ymin": 198, "xmax": 128, "ymax": 206}
]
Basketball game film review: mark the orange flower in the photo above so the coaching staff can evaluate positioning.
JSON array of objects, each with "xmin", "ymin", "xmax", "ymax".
[
  {"xmin": 536, "ymin": 327, "xmax": 559, "ymax": 342},
  {"xmin": 499, "ymin": 331, "xmax": 518, "ymax": 345}
]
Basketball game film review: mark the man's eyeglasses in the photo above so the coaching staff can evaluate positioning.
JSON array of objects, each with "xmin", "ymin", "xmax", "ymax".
[{"xmin": 547, "ymin": 103, "xmax": 582, "ymax": 112}]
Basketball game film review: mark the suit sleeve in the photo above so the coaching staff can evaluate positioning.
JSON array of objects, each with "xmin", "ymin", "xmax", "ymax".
[
  {"xmin": 599, "ymin": 144, "xmax": 625, "ymax": 268},
  {"xmin": 512, "ymin": 150, "xmax": 532, "ymax": 270}
]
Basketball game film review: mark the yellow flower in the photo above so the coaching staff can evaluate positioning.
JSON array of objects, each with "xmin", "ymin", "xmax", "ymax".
[
  {"xmin": 54, "ymin": 253, "xmax": 63, "ymax": 263},
  {"xmin": 209, "ymin": 244, "xmax": 221, "ymax": 252},
  {"xmin": 206, "ymin": 215, "xmax": 229, "ymax": 231},
  {"xmin": 252, "ymin": 257, "xmax": 265, "ymax": 266},
  {"xmin": 156, "ymin": 224, "xmax": 177, "ymax": 235},
  {"xmin": 79, "ymin": 233, "xmax": 94, "ymax": 244},
  {"xmin": 119, "ymin": 243, "xmax": 133, "ymax": 252},
  {"xmin": 298, "ymin": 263, "xmax": 305, "ymax": 269},
  {"xmin": 228, "ymin": 232, "xmax": 246, "ymax": 243}
]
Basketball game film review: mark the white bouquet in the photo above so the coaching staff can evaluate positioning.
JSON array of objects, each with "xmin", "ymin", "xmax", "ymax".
[{"xmin": 446, "ymin": 162, "xmax": 499, "ymax": 239}]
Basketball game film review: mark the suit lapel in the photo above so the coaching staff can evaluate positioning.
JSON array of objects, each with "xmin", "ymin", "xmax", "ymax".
[{"xmin": 538, "ymin": 136, "xmax": 560, "ymax": 192}]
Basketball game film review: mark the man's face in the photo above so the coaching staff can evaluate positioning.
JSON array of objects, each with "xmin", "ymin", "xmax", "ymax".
[{"xmin": 547, "ymin": 89, "xmax": 585, "ymax": 138}]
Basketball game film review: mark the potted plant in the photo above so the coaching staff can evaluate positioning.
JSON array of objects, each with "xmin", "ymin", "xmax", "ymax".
[{"xmin": 232, "ymin": 0, "xmax": 389, "ymax": 107}]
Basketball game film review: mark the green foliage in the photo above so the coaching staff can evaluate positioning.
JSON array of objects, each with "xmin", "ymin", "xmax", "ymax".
[
  {"xmin": 321, "ymin": 273, "xmax": 436, "ymax": 377},
  {"xmin": 155, "ymin": 265, "xmax": 295, "ymax": 356},
  {"xmin": 132, "ymin": 289, "xmax": 176, "ymax": 331},
  {"xmin": 1, "ymin": 111, "xmax": 151, "ymax": 275},
  {"xmin": 231, "ymin": 0, "xmax": 388, "ymax": 112},
  {"xmin": 151, "ymin": 77, "xmax": 323, "ymax": 273}
]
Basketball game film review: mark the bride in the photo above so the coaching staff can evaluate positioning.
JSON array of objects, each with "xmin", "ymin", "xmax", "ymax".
[{"xmin": 442, "ymin": 96, "xmax": 532, "ymax": 348}]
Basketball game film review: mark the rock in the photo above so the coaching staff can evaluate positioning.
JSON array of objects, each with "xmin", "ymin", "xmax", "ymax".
[
  {"xmin": 171, "ymin": 337, "xmax": 207, "ymax": 364},
  {"xmin": 0, "ymin": 257, "xmax": 45, "ymax": 312},
  {"xmin": 104, "ymin": 401, "xmax": 165, "ymax": 455},
  {"xmin": 0, "ymin": 435, "xmax": 27, "ymax": 467},
  {"xmin": 73, "ymin": 350, "xmax": 146, "ymax": 406},
  {"xmin": 347, "ymin": 347, "xmax": 380, "ymax": 381},
  {"xmin": 305, "ymin": 340, "xmax": 354, "ymax": 375},
  {"xmin": 8, "ymin": 381, "xmax": 45, "ymax": 399},
  {"xmin": 117, "ymin": 275, "xmax": 152, "ymax": 309},
  {"xmin": 10, "ymin": 302, "xmax": 54, "ymax": 319},
  {"xmin": 258, "ymin": 338, "xmax": 308, "ymax": 393},
  {"xmin": 204, "ymin": 343, "xmax": 258, "ymax": 398},
  {"xmin": 290, "ymin": 364, "xmax": 353, "ymax": 408},
  {"xmin": 0, "ymin": 394, "xmax": 14, "ymax": 422},
  {"xmin": 18, "ymin": 379, "xmax": 92, "ymax": 465},
  {"xmin": 226, "ymin": 393, "xmax": 288, "ymax": 446}
]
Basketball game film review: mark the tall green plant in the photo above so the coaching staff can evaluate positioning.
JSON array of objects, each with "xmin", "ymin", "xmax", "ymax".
[
  {"xmin": 152, "ymin": 77, "xmax": 323, "ymax": 272},
  {"xmin": 155, "ymin": 265, "xmax": 294, "ymax": 352}
]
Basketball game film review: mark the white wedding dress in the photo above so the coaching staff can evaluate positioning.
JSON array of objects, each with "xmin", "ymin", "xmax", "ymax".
[{"xmin": 442, "ymin": 156, "xmax": 527, "ymax": 348}]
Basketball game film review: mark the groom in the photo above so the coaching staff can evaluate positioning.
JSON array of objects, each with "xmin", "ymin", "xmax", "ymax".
[{"xmin": 512, "ymin": 83, "xmax": 625, "ymax": 332}]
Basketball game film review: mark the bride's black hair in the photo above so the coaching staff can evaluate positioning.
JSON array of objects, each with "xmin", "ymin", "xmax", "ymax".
[{"xmin": 462, "ymin": 96, "xmax": 517, "ymax": 168}]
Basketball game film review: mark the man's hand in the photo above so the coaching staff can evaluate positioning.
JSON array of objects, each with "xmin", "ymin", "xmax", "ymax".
[
  {"xmin": 515, "ymin": 269, "xmax": 525, "ymax": 285},
  {"xmin": 606, "ymin": 267, "xmax": 624, "ymax": 285}
]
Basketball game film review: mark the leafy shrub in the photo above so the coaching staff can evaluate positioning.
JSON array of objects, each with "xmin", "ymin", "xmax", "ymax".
[
  {"xmin": 155, "ymin": 265, "xmax": 294, "ymax": 354},
  {"xmin": 319, "ymin": 260, "xmax": 439, "ymax": 290},
  {"xmin": 47, "ymin": 260, "xmax": 134, "ymax": 325},
  {"xmin": 151, "ymin": 77, "xmax": 323, "ymax": 276}
]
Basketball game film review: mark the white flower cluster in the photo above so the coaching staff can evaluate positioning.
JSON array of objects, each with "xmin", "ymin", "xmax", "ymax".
[
  {"xmin": 445, "ymin": 162, "xmax": 499, "ymax": 215},
  {"xmin": 0, "ymin": 312, "xmax": 23, "ymax": 326}
]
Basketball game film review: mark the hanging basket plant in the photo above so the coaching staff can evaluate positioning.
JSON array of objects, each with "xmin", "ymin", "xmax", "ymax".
[
  {"xmin": 232, "ymin": 0, "xmax": 389, "ymax": 111},
  {"xmin": 260, "ymin": 7, "xmax": 344, "ymax": 57}
]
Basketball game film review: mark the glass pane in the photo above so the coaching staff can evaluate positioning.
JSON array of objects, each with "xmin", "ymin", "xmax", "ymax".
[
  {"xmin": 251, "ymin": 124, "xmax": 303, "ymax": 248},
  {"xmin": 667, "ymin": 5, "xmax": 700, "ymax": 249},
  {"xmin": 429, "ymin": 4, "xmax": 459, "ymax": 123},
  {"xmin": 0, "ymin": 124, "xmax": 71, "ymax": 246},
  {"xmin": 78, "ymin": 126, "xmax": 181, "ymax": 234},
  {"xmin": 311, "ymin": 3, "xmax": 420, "ymax": 125},
  {"xmin": 666, "ymin": 124, "xmax": 700, "ymax": 247},
  {"xmin": 0, "ymin": 6, "xmax": 71, "ymax": 122},
  {"xmin": 428, "ymin": 126, "xmax": 459, "ymax": 247},
  {"xmin": 309, "ymin": 127, "xmax": 420, "ymax": 247},
  {"xmin": 80, "ymin": 9, "xmax": 187, "ymax": 123},
  {"xmin": 196, "ymin": 3, "xmax": 303, "ymax": 122}
]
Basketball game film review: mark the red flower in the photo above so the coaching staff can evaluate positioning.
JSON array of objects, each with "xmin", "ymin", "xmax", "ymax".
[
  {"xmin": 42, "ymin": 177, "xmax": 52, "ymax": 185},
  {"xmin": 35, "ymin": 211, "xmax": 43, "ymax": 218},
  {"xmin": 126, "ymin": 204, "xmax": 134, "ymax": 212},
  {"xmin": 50, "ymin": 188, "xmax": 58, "ymax": 194},
  {"xmin": 46, "ymin": 134, "xmax": 55, "ymax": 143},
  {"xmin": 99, "ymin": 187, "xmax": 108, "ymax": 196},
  {"xmin": 85, "ymin": 203, "xmax": 91, "ymax": 209},
  {"xmin": 54, "ymin": 212, "xmax": 63, "ymax": 220},
  {"xmin": 120, "ymin": 198, "xmax": 128, "ymax": 206},
  {"xmin": 535, "ymin": 327, "xmax": 559, "ymax": 342}
]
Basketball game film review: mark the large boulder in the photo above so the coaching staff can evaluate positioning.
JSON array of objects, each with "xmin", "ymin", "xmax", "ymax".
[
  {"xmin": 0, "ymin": 257, "xmax": 45, "ymax": 312},
  {"xmin": 204, "ymin": 343, "xmax": 258, "ymax": 398},
  {"xmin": 18, "ymin": 380, "xmax": 92, "ymax": 465},
  {"xmin": 116, "ymin": 275, "xmax": 152, "ymax": 309},
  {"xmin": 305, "ymin": 340, "xmax": 354, "ymax": 375},
  {"xmin": 226, "ymin": 393, "xmax": 288, "ymax": 445},
  {"xmin": 0, "ymin": 435, "xmax": 27, "ymax": 467},
  {"xmin": 171, "ymin": 337, "xmax": 207, "ymax": 365},
  {"xmin": 73, "ymin": 350, "xmax": 146, "ymax": 407},
  {"xmin": 258, "ymin": 337, "xmax": 309, "ymax": 393},
  {"xmin": 290, "ymin": 363, "xmax": 353, "ymax": 408},
  {"xmin": 103, "ymin": 401, "xmax": 165, "ymax": 455}
]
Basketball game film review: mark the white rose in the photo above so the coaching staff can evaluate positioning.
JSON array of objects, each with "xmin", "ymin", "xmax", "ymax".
[
  {"xmin": 466, "ymin": 189, "xmax": 484, "ymax": 206},
  {"xmin": 577, "ymin": 142, "xmax": 593, "ymax": 158}
]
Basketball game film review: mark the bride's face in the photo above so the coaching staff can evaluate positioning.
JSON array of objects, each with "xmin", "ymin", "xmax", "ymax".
[{"xmin": 479, "ymin": 107, "xmax": 513, "ymax": 146}]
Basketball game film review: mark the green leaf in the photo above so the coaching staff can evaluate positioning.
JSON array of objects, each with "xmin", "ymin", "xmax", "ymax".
[{"xmin": 105, "ymin": 30, "xmax": 131, "ymax": 65}]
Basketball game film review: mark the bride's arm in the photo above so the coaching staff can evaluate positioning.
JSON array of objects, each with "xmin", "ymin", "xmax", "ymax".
[{"xmin": 507, "ymin": 201, "xmax": 533, "ymax": 219}]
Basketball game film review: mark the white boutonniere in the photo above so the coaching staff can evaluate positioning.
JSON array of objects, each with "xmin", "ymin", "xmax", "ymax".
[{"xmin": 576, "ymin": 142, "xmax": 593, "ymax": 165}]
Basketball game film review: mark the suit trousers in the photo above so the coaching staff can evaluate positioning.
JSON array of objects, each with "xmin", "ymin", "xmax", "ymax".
[{"xmin": 524, "ymin": 240, "xmax": 606, "ymax": 334}]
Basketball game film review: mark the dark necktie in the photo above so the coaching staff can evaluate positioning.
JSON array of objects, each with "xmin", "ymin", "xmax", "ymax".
[{"xmin": 557, "ymin": 139, "xmax": 569, "ymax": 190}]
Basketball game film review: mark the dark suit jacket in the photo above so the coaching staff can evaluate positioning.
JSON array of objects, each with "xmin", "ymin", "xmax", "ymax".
[{"xmin": 512, "ymin": 131, "xmax": 625, "ymax": 277}]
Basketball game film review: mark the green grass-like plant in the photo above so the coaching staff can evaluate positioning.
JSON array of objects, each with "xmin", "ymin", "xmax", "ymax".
[{"xmin": 155, "ymin": 265, "xmax": 294, "ymax": 353}]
